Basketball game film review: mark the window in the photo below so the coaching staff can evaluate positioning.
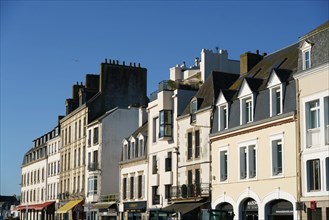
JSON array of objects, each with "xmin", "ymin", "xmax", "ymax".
[
  {"xmin": 123, "ymin": 178, "xmax": 127, "ymax": 199},
  {"xmin": 219, "ymin": 105, "xmax": 228, "ymax": 130},
  {"xmin": 272, "ymin": 139, "xmax": 283, "ymax": 176},
  {"xmin": 307, "ymin": 100, "xmax": 320, "ymax": 129},
  {"xmin": 190, "ymin": 100, "xmax": 197, "ymax": 123},
  {"xmin": 135, "ymin": 141, "xmax": 139, "ymax": 158},
  {"xmin": 307, "ymin": 159, "xmax": 321, "ymax": 191},
  {"xmin": 152, "ymin": 117, "xmax": 158, "ymax": 143},
  {"xmin": 75, "ymin": 122, "xmax": 77, "ymax": 140},
  {"xmin": 165, "ymin": 184, "xmax": 172, "ymax": 200},
  {"xmin": 165, "ymin": 152, "xmax": 172, "ymax": 172},
  {"xmin": 138, "ymin": 175, "xmax": 143, "ymax": 198},
  {"xmin": 220, "ymin": 150, "xmax": 228, "ymax": 181},
  {"xmin": 93, "ymin": 127, "xmax": 99, "ymax": 145},
  {"xmin": 78, "ymin": 148, "xmax": 81, "ymax": 166},
  {"xmin": 270, "ymin": 87, "xmax": 282, "ymax": 116},
  {"xmin": 131, "ymin": 142, "xmax": 135, "ymax": 159},
  {"xmin": 123, "ymin": 144, "xmax": 128, "ymax": 160},
  {"xmin": 88, "ymin": 130, "xmax": 92, "ymax": 146},
  {"xmin": 152, "ymin": 186, "xmax": 159, "ymax": 205},
  {"xmin": 130, "ymin": 176, "xmax": 134, "ymax": 199},
  {"xmin": 78, "ymin": 120, "xmax": 81, "ymax": 139},
  {"xmin": 241, "ymin": 97, "xmax": 253, "ymax": 124},
  {"xmin": 159, "ymin": 110, "xmax": 173, "ymax": 138},
  {"xmin": 195, "ymin": 130, "xmax": 200, "ymax": 158},
  {"xmin": 195, "ymin": 169, "xmax": 200, "ymax": 185},
  {"xmin": 239, "ymin": 145, "xmax": 256, "ymax": 179},
  {"xmin": 152, "ymin": 155, "xmax": 157, "ymax": 174},
  {"xmin": 303, "ymin": 50, "xmax": 311, "ymax": 70},
  {"xmin": 188, "ymin": 132, "xmax": 193, "ymax": 160},
  {"xmin": 139, "ymin": 139, "xmax": 143, "ymax": 157},
  {"xmin": 188, "ymin": 170, "xmax": 193, "ymax": 186},
  {"xmin": 88, "ymin": 176, "xmax": 98, "ymax": 195}
]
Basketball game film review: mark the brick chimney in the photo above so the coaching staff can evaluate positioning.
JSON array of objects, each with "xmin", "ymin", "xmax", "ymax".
[{"xmin": 240, "ymin": 50, "xmax": 263, "ymax": 74}]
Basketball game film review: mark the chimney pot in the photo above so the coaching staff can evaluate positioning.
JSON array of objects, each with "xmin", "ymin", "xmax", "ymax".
[
  {"xmin": 116, "ymin": 60, "xmax": 119, "ymax": 65},
  {"xmin": 105, "ymin": 58, "xmax": 107, "ymax": 63},
  {"xmin": 256, "ymin": 50, "xmax": 259, "ymax": 55},
  {"xmin": 138, "ymin": 63, "xmax": 140, "ymax": 68},
  {"xmin": 130, "ymin": 62, "xmax": 132, "ymax": 66},
  {"xmin": 109, "ymin": 59, "xmax": 112, "ymax": 63},
  {"xmin": 123, "ymin": 61, "xmax": 125, "ymax": 66},
  {"xmin": 134, "ymin": 62, "xmax": 136, "ymax": 67}
]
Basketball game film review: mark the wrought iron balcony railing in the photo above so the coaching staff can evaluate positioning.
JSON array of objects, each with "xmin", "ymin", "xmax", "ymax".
[{"xmin": 170, "ymin": 183, "xmax": 210, "ymax": 200}]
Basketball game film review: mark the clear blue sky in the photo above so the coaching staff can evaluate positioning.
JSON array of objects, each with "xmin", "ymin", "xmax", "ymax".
[{"xmin": 0, "ymin": 0, "xmax": 328, "ymax": 196}]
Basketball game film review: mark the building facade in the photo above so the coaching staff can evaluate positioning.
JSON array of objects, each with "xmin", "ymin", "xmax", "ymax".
[
  {"xmin": 119, "ymin": 121, "xmax": 148, "ymax": 220},
  {"xmin": 294, "ymin": 21, "xmax": 329, "ymax": 220},
  {"xmin": 210, "ymin": 44, "xmax": 300, "ymax": 220}
]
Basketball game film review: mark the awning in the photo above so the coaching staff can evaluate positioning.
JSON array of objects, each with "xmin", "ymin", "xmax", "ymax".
[
  {"xmin": 16, "ymin": 202, "xmax": 55, "ymax": 211},
  {"xmin": 162, "ymin": 201, "xmax": 208, "ymax": 215},
  {"xmin": 57, "ymin": 200, "xmax": 83, "ymax": 214},
  {"xmin": 34, "ymin": 201, "xmax": 55, "ymax": 210},
  {"xmin": 93, "ymin": 202, "xmax": 116, "ymax": 209}
]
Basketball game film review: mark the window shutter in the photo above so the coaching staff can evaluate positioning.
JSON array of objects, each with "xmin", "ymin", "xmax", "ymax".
[{"xmin": 127, "ymin": 178, "xmax": 130, "ymax": 200}]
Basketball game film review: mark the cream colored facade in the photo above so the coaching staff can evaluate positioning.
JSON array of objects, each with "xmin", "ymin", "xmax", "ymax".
[
  {"xmin": 211, "ymin": 114, "xmax": 299, "ymax": 219},
  {"xmin": 295, "ymin": 63, "xmax": 329, "ymax": 219},
  {"xmin": 59, "ymin": 104, "xmax": 87, "ymax": 219}
]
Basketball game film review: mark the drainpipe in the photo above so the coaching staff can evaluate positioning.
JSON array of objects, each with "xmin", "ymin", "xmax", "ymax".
[{"xmin": 296, "ymin": 79, "xmax": 302, "ymax": 220}]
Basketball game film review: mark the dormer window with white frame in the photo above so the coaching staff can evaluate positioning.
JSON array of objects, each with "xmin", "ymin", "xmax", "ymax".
[
  {"xmin": 216, "ymin": 92, "xmax": 229, "ymax": 131},
  {"xmin": 301, "ymin": 41, "xmax": 312, "ymax": 70},
  {"xmin": 267, "ymin": 70, "xmax": 284, "ymax": 117},
  {"xmin": 238, "ymin": 80, "xmax": 254, "ymax": 125}
]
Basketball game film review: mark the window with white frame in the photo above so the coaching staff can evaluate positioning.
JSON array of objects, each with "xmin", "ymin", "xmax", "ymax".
[
  {"xmin": 306, "ymin": 159, "xmax": 321, "ymax": 191},
  {"xmin": 271, "ymin": 139, "xmax": 283, "ymax": 176},
  {"xmin": 239, "ymin": 144, "xmax": 256, "ymax": 179},
  {"xmin": 122, "ymin": 177, "xmax": 127, "ymax": 199},
  {"xmin": 139, "ymin": 139, "xmax": 143, "ymax": 157},
  {"xmin": 219, "ymin": 150, "xmax": 228, "ymax": 181},
  {"xmin": 303, "ymin": 49, "xmax": 311, "ymax": 70},
  {"xmin": 324, "ymin": 97, "xmax": 329, "ymax": 144},
  {"xmin": 241, "ymin": 97, "xmax": 253, "ymax": 124},
  {"xmin": 301, "ymin": 41, "xmax": 312, "ymax": 70},
  {"xmin": 307, "ymin": 100, "xmax": 320, "ymax": 129},
  {"xmin": 270, "ymin": 86, "xmax": 283, "ymax": 116},
  {"xmin": 88, "ymin": 176, "xmax": 98, "ymax": 195},
  {"xmin": 152, "ymin": 117, "xmax": 158, "ymax": 143},
  {"xmin": 219, "ymin": 104, "xmax": 228, "ymax": 130}
]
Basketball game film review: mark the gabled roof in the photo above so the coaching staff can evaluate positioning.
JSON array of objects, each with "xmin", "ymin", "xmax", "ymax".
[
  {"xmin": 220, "ymin": 89, "xmax": 237, "ymax": 103},
  {"xmin": 182, "ymin": 71, "xmax": 239, "ymax": 115},
  {"xmin": 127, "ymin": 121, "xmax": 148, "ymax": 139}
]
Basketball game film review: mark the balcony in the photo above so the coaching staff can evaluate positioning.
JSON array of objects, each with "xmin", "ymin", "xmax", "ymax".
[
  {"xmin": 170, "ymin": 183, "xmax": 210, "ymax": 200},
  {"xmin": 100, "ymin": 194, "xmax": 119, "ymax": 202},
  {"xmin": 88, "ymin": 162, "xmax": 99, "ymax": 171},
  {"xmin": 307, "ymin": 128, "xmax": 320, "ymax": 147}
]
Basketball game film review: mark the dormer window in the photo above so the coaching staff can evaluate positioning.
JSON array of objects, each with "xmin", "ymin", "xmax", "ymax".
[
  {"xmin": 159, "ymin": 110, "xmax": 173, "ymax": 138},
  {"xmin": 238, "ymin": 79, "xmax": 256, "ymax": 125},
  {"xmin": 267, "ymin": 70, "xmax": 284, "ymax": 117},
  {"xmin": 219, "ymin": 105, "xmax": 228, "ymax": 130},
  {"xmin": 241, "ymin": 97, "xmax": 253, "ymax": 124},
  {"xmin": 301, "ymin": 41, "xmax": 312, "ymax": 70},
  {"xmin": 190, "ymin": 99, "xmax": 197, "ymax": 123}
]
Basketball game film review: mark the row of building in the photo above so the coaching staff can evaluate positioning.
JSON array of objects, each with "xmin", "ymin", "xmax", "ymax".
[{"xmin": 18, "ymin": 21, "xmax": 329, "ymax": 220}]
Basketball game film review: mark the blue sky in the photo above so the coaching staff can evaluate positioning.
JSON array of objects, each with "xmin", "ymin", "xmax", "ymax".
[{"xmin": 0, "ymin": 1, "xmax": 328, "ymax": 196}]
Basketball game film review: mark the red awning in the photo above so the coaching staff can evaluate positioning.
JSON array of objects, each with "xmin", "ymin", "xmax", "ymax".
[{"xmin": 17, "ymin": 202, "xmax": 55, "ymax": 211}]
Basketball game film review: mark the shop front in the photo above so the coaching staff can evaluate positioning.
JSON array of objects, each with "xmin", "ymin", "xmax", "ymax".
[
  {"xmin": 56, "ymin": 200, "xmax": 84, "ymax": 220},
  {"xmin": 240, "ymin": 198, "xmax": 258, "ymax": 220},
  {"xmin": 265, "ymin": 199, "xmax": 293, "ymax": 220},
  {"xmin": 123, "ymin": 201, "xmax": 147, "ymax": 220},
  {"xmin": 17, "ymin": 202, "xmax": 55, "ymax": 220}
]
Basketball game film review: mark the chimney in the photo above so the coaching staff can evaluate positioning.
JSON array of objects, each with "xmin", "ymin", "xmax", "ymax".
[
  {"xmin": 240, "ymin": 51, "xmax": 263, "ymax": 74},
  {"xmin": 138, "ymin": 107, "xmax": 147, "ymax": 127}
]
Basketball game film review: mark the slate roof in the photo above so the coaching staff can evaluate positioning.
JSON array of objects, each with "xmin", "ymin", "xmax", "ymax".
[
  {"xmin": 129, "ymin": 121, "xmax": 148, "ymax": 138},
  {"xmin": 181, "ymin": 71, "xmax": 239, "ymax": 116},
  {"xmin": 229, "ymin": 42, "xmax": 299, "ymax": 96}
]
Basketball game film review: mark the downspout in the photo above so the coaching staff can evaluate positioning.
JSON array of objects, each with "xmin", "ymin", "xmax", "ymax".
[{"xmin": 295, "ymin": 79, "xmax": 302, "ymax": 220}]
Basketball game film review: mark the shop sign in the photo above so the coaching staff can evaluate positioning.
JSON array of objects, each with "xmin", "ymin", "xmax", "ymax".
[{"xmin": 124, "ymin": 201, "xmax": 146, "ymax": 211}]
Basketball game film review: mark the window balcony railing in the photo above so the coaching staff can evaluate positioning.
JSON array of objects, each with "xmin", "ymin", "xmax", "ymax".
[
  {"xmin": 170, "ymin": 183, "xmax": 210, "ymax": 200},
  {"xmin": 88, "ymin": 162, "xmax": 99, "ymax": 171},
  {"xmin": 307, "ymin": 128, "xmax": 321, "ymax": 148},
  {"xmin": 100, "ymin": 194, "xmax": 119, "ymax": 202}
]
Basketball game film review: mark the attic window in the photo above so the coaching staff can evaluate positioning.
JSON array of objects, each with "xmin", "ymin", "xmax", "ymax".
[
  {"xmin": 301, "ymin": 41, "xmax": 312, "ymax": 70},
  {"xmin": 190, "ymin": 100, "xmax": 197, "ymax": 123}
]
